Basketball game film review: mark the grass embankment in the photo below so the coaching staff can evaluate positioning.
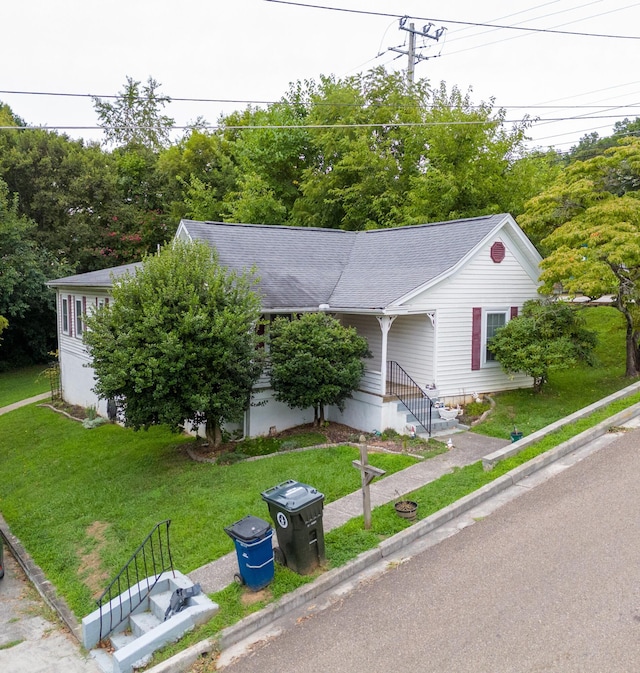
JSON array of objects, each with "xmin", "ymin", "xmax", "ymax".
[
  {"xmin": 0, "ymin": 365, "xmax": 50, "ymax": 408},
  {"xmin": 0, "ymin": 405, "xmax": 415, "ymax": 618}
]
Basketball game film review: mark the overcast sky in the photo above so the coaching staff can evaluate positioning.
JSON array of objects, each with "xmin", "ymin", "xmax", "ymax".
[{"xmin": 2, "ymin": 0, "xmax": 639, "ymax": 152}]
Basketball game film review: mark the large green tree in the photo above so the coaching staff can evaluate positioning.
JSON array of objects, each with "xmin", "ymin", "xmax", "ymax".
[
  {"xmin": 269, "ymin": 313, "xmax": 370, "ymax": 424},
  {"xmin": 84, "ymin": 240, "xmax": 264, "ymax": 446},
  {"xmin": 488, "ymin": 299, "xmax": 597, "ymax": 392},
  {"xmin": 93, "ymin": 76, "xmax": 175, "ymax": 150},
  {"xmin": 0, "ymin": 179, "xmax": 67, "ymax": 367},
  {"xmin": 520, "ymin": 138, "xmax": 640, "ymax": 375}
]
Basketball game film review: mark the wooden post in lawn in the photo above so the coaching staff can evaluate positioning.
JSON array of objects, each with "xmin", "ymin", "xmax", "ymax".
[{"xmin": 352, "ymin": 444, "xmax": 386, "ymax": 530}]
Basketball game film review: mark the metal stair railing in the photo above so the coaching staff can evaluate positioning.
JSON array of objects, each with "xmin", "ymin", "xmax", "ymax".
[
  {"xmin": 96, "ymin": 520, "xmax": 174, "ymax": 643},
  {"xmin": 386, "ymin": 361, "xmax": 434, "ymax": 436}
]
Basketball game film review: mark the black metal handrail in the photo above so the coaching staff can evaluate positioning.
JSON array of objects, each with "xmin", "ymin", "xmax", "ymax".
[
  {"xmin": 96, "ymin": 520, "xmax": 174, "ymax": 642},
  {"xmin": 386, "ymin": 361, "xmax": 434, "ymax": 436}
]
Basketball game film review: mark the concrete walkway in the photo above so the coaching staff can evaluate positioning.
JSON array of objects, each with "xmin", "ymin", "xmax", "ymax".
[
  {"xmin": 0, "ymin": 392, "xmax": 50, "ymax": 416},
  {"xmin": 188, "ymin": 430, "xmax": 510, "ymax": 593}
]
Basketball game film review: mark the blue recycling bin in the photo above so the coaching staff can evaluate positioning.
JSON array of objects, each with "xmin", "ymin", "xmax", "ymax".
[{"xmin": 224, "ymin": 515, "xmax": 274, "ymax": 591}]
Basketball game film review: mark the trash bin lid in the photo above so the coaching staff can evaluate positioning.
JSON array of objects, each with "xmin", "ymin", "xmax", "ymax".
[
  {"xmin": 261, "ymin": 480, "xmax": 324, "ymax": 512},
  {"xmin": 224, "ymin": 515, "xmax": 271, "ymax": 542}
]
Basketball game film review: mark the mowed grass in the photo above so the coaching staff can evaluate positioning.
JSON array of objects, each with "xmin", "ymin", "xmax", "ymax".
[
  {"xmin": 0, "ymin": 404, "xmax": 415, "ymax": 618},
  {"xmin": 0, "ymin": 365, "xmax": 50, "ymax": 408},
  {"xmin": 474, "ymin": 306, "xmax": 637, "ymax": 438}
]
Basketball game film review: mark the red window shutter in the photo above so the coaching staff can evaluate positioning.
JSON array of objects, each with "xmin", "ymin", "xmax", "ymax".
[
  {"xmin": 472, "ymin": 307, "xmax": 482, "ymax": 371},
  {"xmin": 510, "ymin": 306, "xmax": 518, "ymax": 319},
  {"xmin": 68, "ymin": 294, "xmax": 73, "ymax": 336},
  {"xmin": 105, "ymin": 297, "xmax": 109, "ymax": 306}
]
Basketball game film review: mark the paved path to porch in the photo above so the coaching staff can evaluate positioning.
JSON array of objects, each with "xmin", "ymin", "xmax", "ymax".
[
  {"xmin": 188, "ymin": 430, "xmax": 510, "ymax": 594},
  {"xmin": 0, "ymin": 393, "xmax": 50, "ymax": 416}
]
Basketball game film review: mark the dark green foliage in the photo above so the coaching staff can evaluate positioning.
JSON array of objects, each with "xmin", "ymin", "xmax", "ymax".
[
  {"xmin": 0, "ymin": 180, "xmax": 68, "ymax": 367},
  {"xmin": 488, "ymin": 299, "xmax": 597, "ymax": 392},
  {"xmin": 83, "ymin": 240, "xmax": 264, "ymax": 446},
  {"xmin": 269, "ymin": 313, "xmax": 371, "ymax": 423}
]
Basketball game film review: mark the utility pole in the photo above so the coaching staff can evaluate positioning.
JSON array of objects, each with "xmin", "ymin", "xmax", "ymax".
[{"xmin": 387, "ymin": 16, "xmax": 447, "ymax": 83}]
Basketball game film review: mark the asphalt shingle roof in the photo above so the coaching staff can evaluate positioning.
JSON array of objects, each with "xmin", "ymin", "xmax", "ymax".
[
  {"xmin": 182, "ymin": 215, "xmax": 506, "ymax": 310},
  {"xmin": 48, "ymin": 215, "xmax": 509, "ymax": 311}
]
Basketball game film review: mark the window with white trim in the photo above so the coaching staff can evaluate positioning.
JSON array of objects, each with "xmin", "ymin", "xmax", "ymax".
[
  {"xmin": 75, "ymin": 298, "xmax": 84, "ymax": 337},
  {"xmin": 485, "ymin": 310, "xmax": 508, "ymax": 362},
  {"xmin": 62, "ymin": 297, "xmax": 69, "ymax": 335}
]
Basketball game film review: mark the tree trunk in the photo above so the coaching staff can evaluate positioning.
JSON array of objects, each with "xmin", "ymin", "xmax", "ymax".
[
  {"xmin": 318, "ymin": 403, "xmax": 325, "ymax": 424},
  {"xmin": 622, "ymin": 308, "xmax": 640, "ymax": 377},
  {"xmin": 205, "ymin": 417, "xmax": 223, "ymax": 448}
]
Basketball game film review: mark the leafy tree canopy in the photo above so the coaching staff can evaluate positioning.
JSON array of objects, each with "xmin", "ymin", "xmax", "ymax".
[
  {"xmin": 93, "ymin": 76, "xmax": 175, "ymax": 150},
  {"xmin": 269, "ymin": 313, "xmax": 371, "ymax": 424},
  {"xmin": 84, "ymin": 240, "xmax": 264, "ymax": 446},
  {"xmin": 488, "ymin": 299, "xmax": 597, "ymax": 392},
  {"xmin": 520, "ymin": 138, "xmax": 640, "ymax": 375},
  {"xmin": 0, "ymin": 179, "xmax": 68, "ymax": 367}
]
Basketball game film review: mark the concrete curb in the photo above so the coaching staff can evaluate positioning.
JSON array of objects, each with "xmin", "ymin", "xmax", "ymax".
[
  {"xmin": 0, "ymin": 513, "xmax": 82, "ymax": 641},
  {"xmin": 482, "ymin": 380, "xmax": 640, "ymax": 469}
]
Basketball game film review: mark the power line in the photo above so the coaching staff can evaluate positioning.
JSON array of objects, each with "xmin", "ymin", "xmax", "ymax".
[
  {"xmin": 2, "ymin": 89, "xmax": 640, "ymax": 112},
  {"xmin": 1, "ymin": 114, "xmax": 638, "ymax": 133},
  {"xmin": 264, "ymin": 0, "xmax": 640, "ymax": 40}
]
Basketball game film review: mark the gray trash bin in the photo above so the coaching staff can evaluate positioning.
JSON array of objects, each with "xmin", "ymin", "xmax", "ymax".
[{"xmin": 261, "ymin": 480, "xmax": 325, "ymax": 575}]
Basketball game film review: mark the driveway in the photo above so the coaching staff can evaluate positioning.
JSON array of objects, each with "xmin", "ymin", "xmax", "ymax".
[
  {"xmin": 219, "ymin": 428, "xmax": 640, "ymax": 672},
  {"xmin": 0, "ymin": 545, "xmax": 99, "ymax": 673}
]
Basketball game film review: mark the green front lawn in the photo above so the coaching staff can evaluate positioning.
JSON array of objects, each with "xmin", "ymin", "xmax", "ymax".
[
  {"xmin": 0, "ymin": 405, "xmax": 415, "ymax": 617},
  {"xmin": 0, "ymin": 365, "xmax": 50, "ymax": 408}
]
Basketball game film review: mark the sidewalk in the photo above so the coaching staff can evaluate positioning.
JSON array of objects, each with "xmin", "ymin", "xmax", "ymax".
[
  {"xmin": 188, "ymin": 430, "xmax": 510, "ymax": 593},
  {"xmin": 0, "ymin": 392, "xmax": 50, "ymax": 416}
]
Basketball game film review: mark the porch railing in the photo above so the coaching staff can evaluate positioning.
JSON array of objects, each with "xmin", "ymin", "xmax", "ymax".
[
  {"xmin": 386, "ymin": 361, "xmax": 434, "ymax": 435},
  {"xmin": 95, "ymin": 520, "xmax": 174, "ymax": 642}
]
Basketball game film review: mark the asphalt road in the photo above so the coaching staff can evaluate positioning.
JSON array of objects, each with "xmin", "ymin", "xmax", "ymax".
[
  {"xmin": 0, "ymin": 545, "xmax": 99, "ymax": 673},
  {"xmin": 220, "ymin": 429, "xmax": 640, "ymax": 673}
]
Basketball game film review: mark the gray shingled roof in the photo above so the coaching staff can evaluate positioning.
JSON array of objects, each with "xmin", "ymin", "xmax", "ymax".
[
  {"xmin": 48, "ymin": 215, "xmax": 509, "ymax": 310},
  {"xmin": 47, "ymin": 262, "xmax": 140, "ymax": 288},
  {"xmin": 182, "ymin": 216, "xmax": 507, "ymax": 310}
]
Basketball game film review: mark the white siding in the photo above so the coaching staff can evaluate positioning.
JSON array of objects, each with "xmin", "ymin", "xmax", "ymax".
[
  {"xmin": 340, "ymin": 315, "xmax": 382, "ymax": 369},
  {"xmin": 387, "ymin": 315, "xmax": 434, "ymax": 389},
  {"xmin": 56, "ymin": 288, "xmax": 111, "ymax": 416},
  {"xmin": 403, "ymin": 232, "xmax": 538, "ymax": 398}
]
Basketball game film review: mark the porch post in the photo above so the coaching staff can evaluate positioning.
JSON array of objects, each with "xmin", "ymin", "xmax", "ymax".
[{"xmin": 376, "ymin": 316, "xmax": 396, "ymax": 395}]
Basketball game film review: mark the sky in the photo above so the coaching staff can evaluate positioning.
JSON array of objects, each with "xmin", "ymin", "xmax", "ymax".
[{"xmin": 2, "ymin": 0, "xmax": 640, "ymax": 152}]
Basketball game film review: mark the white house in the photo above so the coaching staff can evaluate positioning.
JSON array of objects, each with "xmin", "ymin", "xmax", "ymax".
[{"xmin": 48, "ymin": 214, "xmax": 542, "ymax": 437}]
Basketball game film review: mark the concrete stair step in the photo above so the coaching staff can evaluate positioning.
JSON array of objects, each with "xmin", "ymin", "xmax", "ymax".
[
  {"xmin": 149, "ymin": 590, "xmax": 173, "ymax": 622},
  {"xmin": 129, "ymin": 610, "xmax": 161, "ymax": 637},
  {"xmin": 110, "ymin": 630, "xmax": 136, "ymax": 651},
  {"xmin": 88, "ymin": 647, "xmax": 113, "ymax": 673}
]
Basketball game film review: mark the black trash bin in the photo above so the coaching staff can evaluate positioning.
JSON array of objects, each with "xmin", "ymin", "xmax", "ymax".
[
  {"xmin": 224, "ymin": 515, "xmax": 274, "ymax": 591},
  {"xmin": 261, "ymin": 480, "xmax": 325, "ymax": 575}
]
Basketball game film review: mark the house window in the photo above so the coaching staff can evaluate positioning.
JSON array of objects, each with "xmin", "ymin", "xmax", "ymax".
[
  {"xmin": 485, "ymin": 311, "xmax": 508, "ymax": 362},
  {"xmin": 75, "ymin": 298, "xmax": 84, "ymax": 337},
  {"xmin": 62, "ymin": 297, "xmax": 69, "ymax": 334}
]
